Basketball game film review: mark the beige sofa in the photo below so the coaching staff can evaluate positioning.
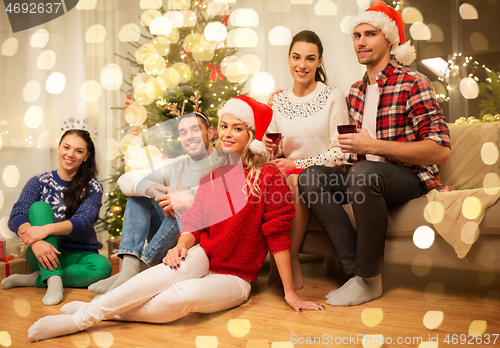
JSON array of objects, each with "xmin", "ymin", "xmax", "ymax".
[{"xmin": 300, "ymin": 122, "xmax": 500, "ymax": 273}]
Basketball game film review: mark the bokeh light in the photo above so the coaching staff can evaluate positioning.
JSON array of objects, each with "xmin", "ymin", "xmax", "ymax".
[
  {"xmin": 2, "ymin": 37, "xmax": 18, "ymax": 56},
  {"xmin": 268, "ymin": 26, "xmax": 292, "ymax": 46},
  {"xmin": 172, "ymin": 62, "xmax": 191, "ymax": 83},
  {"xmin": 206, "ymin": 1, "xmax": 229, "ymax": 17},
  {"xmin": 204, "ymin": 22, "xmax": 227, "ymax": 41},
  {"xmin": 427, "ymin": 24, "xmax": 444, "ymax": 42},
  {"xmin": 134, "ymin": 81, "xmax": 156, "ymax": 105},
  {"xmin": 481, "ymin": 142, "xmax": 499, "ymax": 165},
  {"xmin": 133, "ymin": 73, "xmax": 154, "ymax": 89},
  {"xmin": 483, "ymin": 173, "xmax": 500, "ymax": 195},
  {"xmin": 461, "ymin": 221, "xmax": 479, "ymax": 244},
  {"xmin": 71, "ymin": 331, "xmax": 91, "ymax": 348},
  {"xmin": 100, "ymin": 64, "xmax": 123, "ymax": 90},
  {"xmin": 150, "ymin": 16, "xmax": 173, "ymax": 35},
  {"xmin": 0, "ymin": 134, "xmax": 2, "ymax": 151},
  {"xmin": 76, "ymin": 0, "xmax": 97, "ymax": 10},
  {"xmin": 3, "ymin": 165, "xmax": 20, "ymax": 188},
  {"xmin": 37, "ymin": 130, "xmax": 55, "ymax": 147},
  {"xmin": 357, "ymin": 0, "xmax": 371, "ymax": 9},
  {"xmin": 85, "ymin": 25, "xmax": 107, "ymax": 43},
  {"xmin": 181, "ymin": 10, "xmax": 197, "ymax": 27},
  {"xmin": 192, "ymin": 41, "xmax": 215, "ymax": 62},
  {"xmin": 0, "ymin": 190, "xmax": 3, "ymax": 210},
  {"xmin": 46, "ymin": 72, "xmax": 66, "ymax": 94},
  {"xmin": 460, "ymin": 77, "xmax": 479, "ymax": 99},
  {"xmin": 227, "ymin": 319, "xmax": 251, "ymax": 337},
  {"xmin": 166, "ymin": 11, "xmax": 184, "ymax": 28},
  {"xmin": 461, "ymin": 196, "xmax": 482, "ymax": 220},
  {"xmin": 230, "ymin": 9, "xmax": 259, "ymax": 27},
  {"xmin": 23, "ymin": 81, "xmax": 41, "ymax": 102},
  {"xmin": 361, "ymin": 308, "xmax": 383, "ymax": 327},
  {"xmin": 36, "ymin": 50, "xmax": 56, "ymax": 70},
  {"xmin": 341, "ymin": 15, "xmax": 354, "ymax": 34},
  {"xmin": 424, "ymin": 282, "xmax": 445, "ymax": 302},
  {"xmin": 290, "ymin": 0, "xmax": 313, "ymax": 4},
  {"xmin": 0, "ymin": 331, "xmax": 11, "ymax": 347},
  {"xmin": 101, "ymin": 138, "xmax": 120, "ymax": 161},
  {"xmin": 432, "ymin": 81, "xmax": 447, "ymax": 102},
  {"xmin": 411, "ymin": 254, "xmax": 433, "ymax": 276},
  {"xmin": 119, "ymin": 23, "xmax": 141, "ymax": 42},
  {"xmin": 240, "ymin": 54, "xmax": 261, "ymax": 75},
  {"xmin": 227, "ymin": 28, "xmax": 258, "ymax": 47},
  {"xmin": 423, "ymin": 311, "xmax": 444, "ymax": 330},
  {"xmin": 151, "ymin": 36, "xmax": 170, "ymax": 55},
  {"xmin": 423, "ymin": 201, "xmax": 445, "ymax": 224},
  {"xmin": 81, "ymin": 80, "xmax": 102, "ymax": 102},
  {"xmin": 402, "ymin": 7, "xmax": 423, "ymax": 23},
  {"xmin": 478, "ymin": 271, "xmax": 495, "ymax": 286},
  {"xmin": 78, "ymin": 100, "xmax": 100, "ymax": 118},
  {"xmin": 183, "ymin": 33, "xmax": 203, "ymax": 52},
  {"xmin": 460, "ymin": 3, "xmax": 478, "ymax": 19},
  {"xmin": 125, "ymin": 103, "xmax": 148, "ymax": 126},
  {"xmin": 410, "ymin": 23, "xmax": 431, "ymax": 41},
  {"xmin": 144, "ymin": 54, "xmax": 166, "ymax": 75},
  {"xmin": 195, "ymin": 336, "xmax": 218, "ymax": 348},
  {"xmin": 225, "ymin": 61, "xmax": 249, "ymax": 83},
  {"xmin": 251, "ymin": 72, "xmax": 275, "ymax": 95},
  {"xmin": 135, "ymin": 43, "xmax": 158, "ymax": 64},
  {"xmin": 315, "ymin": 0, "xmax": 338, "ymax": 16},
  {"xmin": 0, "ymin": 217, "xmax": 16, "ymax": 239},
  {"xmin": 469, "ymin": 320, "xmax": 487, "ymax": 336},
  {"xmin": 247, "ymin": 340, "xmax": 270, "ymax": 348},
  {"xmin": 413, "ymin": 226, "xmax": 435, "ymax": 249},
  {"xmin": 140, "ymin": 10, "xmax": 162, "ymax": 27},
  {"xmin": 470, "ymin": 32, "xmax": 488, "ymax": 51},
  {"xmin": 24, "ymin": 106, "xmax": 43, "ymax": 129},
  {"xmin": 141, "ymin": 0, "xmax": 163, "ymax": 9},
  {"xmin": 120, "ymin": 134, "xmax": 143, "ymax": 154},
  {"xmin": 158, "ymin": 68, "xmax": 181, "ymax": 88},
  {"xmin": 92, "ymin": 331, "xmax": 114, "ymax": 348},
  {"xmin": 13, "ymin": 298, "xmax": 31, "ymax": 317},
  {"xmin": 31, "ymin": 29, "xmax": 49, "ymax": 47},
  {"xmin": 360, "ymin": 334, "xmax": 384, "ymax": 348}
]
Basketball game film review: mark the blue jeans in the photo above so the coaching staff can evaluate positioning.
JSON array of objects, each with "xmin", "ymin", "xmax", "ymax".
[
  {"xmin": 118, "ymin": 196, "xmax": 180, "ymax": 266},
  {"xmin": 298, "ymin": 161, "xmax": 425, "ymax": 278}
]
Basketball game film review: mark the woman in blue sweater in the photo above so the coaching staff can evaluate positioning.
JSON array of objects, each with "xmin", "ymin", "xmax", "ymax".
[{"xmin": 2, "ymin": 129, "xmax": 111, "ymax": 305}]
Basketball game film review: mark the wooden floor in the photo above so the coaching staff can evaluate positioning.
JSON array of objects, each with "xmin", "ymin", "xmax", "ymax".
[{"xmin": 1, "ymin": 258, "xmax": 499, "ymax": 348}]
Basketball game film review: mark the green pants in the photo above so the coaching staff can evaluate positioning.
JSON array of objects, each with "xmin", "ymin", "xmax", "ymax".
[{"xmin": 25, "ymin": 201, "xmax": 112, "ymax": 288}]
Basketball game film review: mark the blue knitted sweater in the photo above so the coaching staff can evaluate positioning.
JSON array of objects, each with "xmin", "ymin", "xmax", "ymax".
[{"xmin": 8, "ymin": 170, "xmax": 103, "ymax": 252}]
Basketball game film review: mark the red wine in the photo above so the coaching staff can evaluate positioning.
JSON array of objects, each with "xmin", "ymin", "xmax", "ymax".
[
  {"xmin": 337, "ymin": 125, "xmax": 356, "ymax": 134},
  {"xmin": 267, "ymin": 133, "xmax": 281, "ymax": 143}
]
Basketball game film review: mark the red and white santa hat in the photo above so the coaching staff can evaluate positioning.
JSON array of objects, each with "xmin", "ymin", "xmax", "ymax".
[
  {"xmin": 351, "ymin": 1, "xmax": 416, "ymax": 66},
  {"xmin": 219, "ymin": 95, "xmax": 273, "ymax": 155}
]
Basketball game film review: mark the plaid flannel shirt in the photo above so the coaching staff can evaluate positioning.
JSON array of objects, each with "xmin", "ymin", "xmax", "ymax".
[{"xmin": 348, "ymin": 59, "xmax": 450, "ymax": 191}]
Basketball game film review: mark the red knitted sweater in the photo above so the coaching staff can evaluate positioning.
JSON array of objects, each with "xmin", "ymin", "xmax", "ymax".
[{"xmin": 179, "ymin": 163, "xmax": 294, "ymax": 281}]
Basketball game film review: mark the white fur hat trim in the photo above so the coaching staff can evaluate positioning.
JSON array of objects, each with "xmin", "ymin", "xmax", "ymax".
[
  {"xmin": 249, "ymin": 139, "xmax": 267, "ymax": 155},
  {"xmin": 219, "ymin": 99, "xmax": 255, "ymax": 129}
]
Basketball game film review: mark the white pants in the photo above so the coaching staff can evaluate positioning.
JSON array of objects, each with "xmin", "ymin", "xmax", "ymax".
[{"xmin": 73, "ymin": 245, "xmax": 251, "ymax": 329}]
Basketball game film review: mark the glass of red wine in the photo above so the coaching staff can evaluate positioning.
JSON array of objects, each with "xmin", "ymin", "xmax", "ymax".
[
  {"xmin": 266, "ymin": 132, "xmax": 282, "ymax": 160},
  {"xmin": 337, "ymin": 125, "xmax": 357, "ymax": 164}
]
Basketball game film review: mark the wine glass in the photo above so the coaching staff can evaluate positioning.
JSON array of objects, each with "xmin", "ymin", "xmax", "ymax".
[
  {"xmin": 337, "ymin": 125, "xmax": 357, "ymax": 164},
  {"xmin": 266, "ymin": 132, "xmax": 282, "ymax": 160}
]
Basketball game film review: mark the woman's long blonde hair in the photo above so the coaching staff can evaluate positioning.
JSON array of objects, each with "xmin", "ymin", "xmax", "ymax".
[{"xmin": 214, "ymin": 114, "xmax": 277, "ymax": 198}]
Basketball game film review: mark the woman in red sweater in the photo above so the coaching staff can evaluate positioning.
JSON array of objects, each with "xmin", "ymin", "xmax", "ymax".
[{"xmin": 27, "ymin": 96, "xmax": 324, "ymax": 342}]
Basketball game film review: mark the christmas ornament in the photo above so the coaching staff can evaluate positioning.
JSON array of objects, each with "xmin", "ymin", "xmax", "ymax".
[
  {"xmin": 208, "ymin": 63, "xmax": 225, "ymax": 82},
  {"xmin": 111, "ymin": 205, "xmax": 124, "ymax": 216}
]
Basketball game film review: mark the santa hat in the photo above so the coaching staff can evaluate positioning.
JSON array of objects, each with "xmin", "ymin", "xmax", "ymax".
[
  {"xmin": 219, "ymin": 95, "xmax": 273, "ymax": 155},
  {"xmin": 351, "ymin": 1, "xmax": 416, "ymax": 66}
]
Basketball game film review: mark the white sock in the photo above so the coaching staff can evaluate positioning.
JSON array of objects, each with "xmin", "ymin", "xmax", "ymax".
[
  {"xmin": 88, "ymin": 273, "xmax": 120, "ymax": 294},
  {"xmin": 60, "ymin": 301, "xmax": 88, "ymax": 315},
  {"xmin": 28, "ymin": 314, "xmax": 79, "ymax": 342},
  {"xmin": 102, "ymin": 255, "xmax": 140, "ymax": 295},
  {"xmin": 1, "ymin": 271, "xmax": 39, "ymax": 289},
  {"xmin": 42, "ymin": 275, "xmax": 64, "ymax": 306},
  {"xmin": 326, "ymin": 275, "xmax": 382, "ymax": 307},
  {"xmin": 325, "ymin": 276, "xmax": 356, "ymax": 300}
]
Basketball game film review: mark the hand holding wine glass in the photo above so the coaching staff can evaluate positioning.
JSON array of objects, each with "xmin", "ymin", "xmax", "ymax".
[
  {"xmin": 337, "ymin": 125, "xmax": 357, "ymax": 164},
  {"xmin": 264, "ymin": 133, "xmax": 283, "ymax": 160}
]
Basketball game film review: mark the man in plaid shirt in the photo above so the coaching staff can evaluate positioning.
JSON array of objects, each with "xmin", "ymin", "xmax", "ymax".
[{"xmin": 299, "ymin": 1, "xmax": 450, "ymax": 306}]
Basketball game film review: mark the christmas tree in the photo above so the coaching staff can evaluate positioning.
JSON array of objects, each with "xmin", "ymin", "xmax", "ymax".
[{"xmin": 98, "ymin": 0, "xmax": 249, "ymax": 238}]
